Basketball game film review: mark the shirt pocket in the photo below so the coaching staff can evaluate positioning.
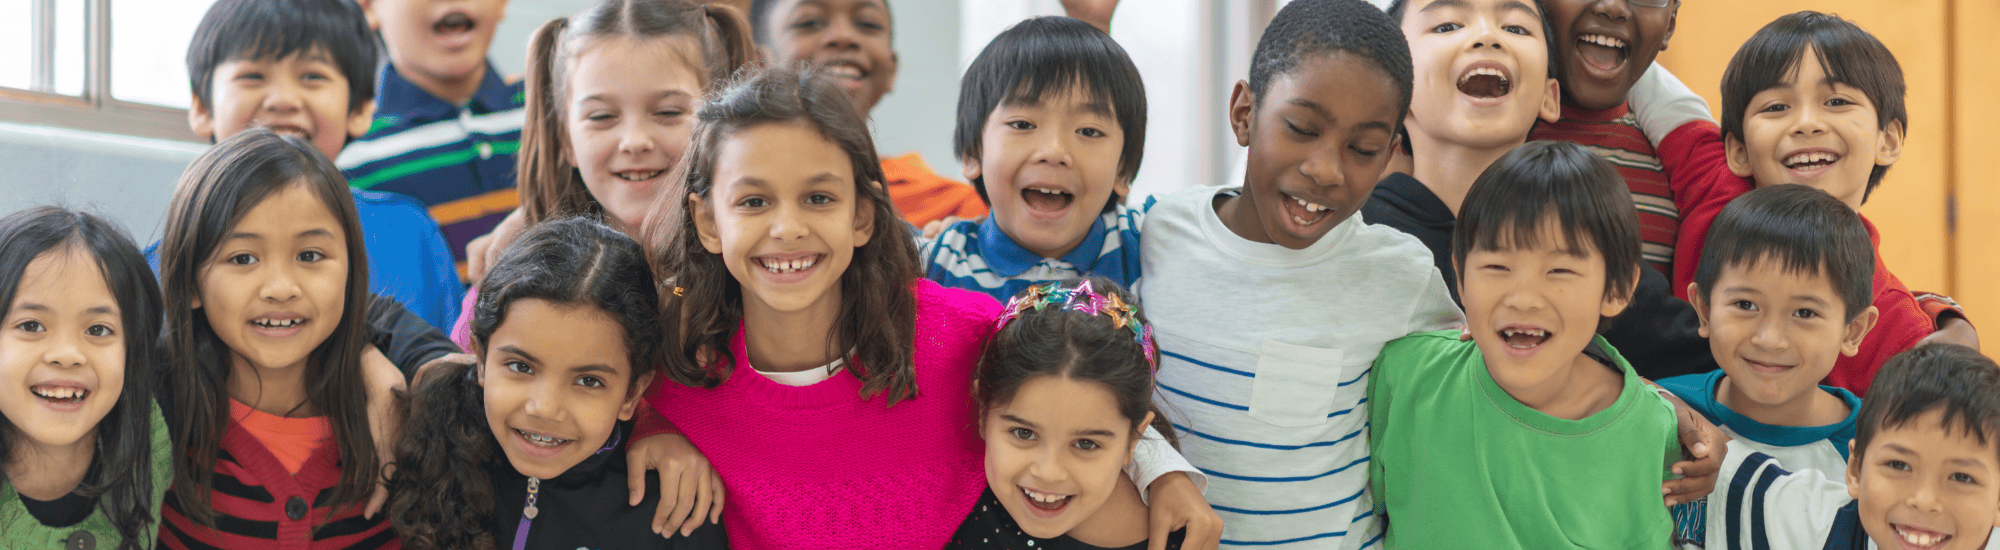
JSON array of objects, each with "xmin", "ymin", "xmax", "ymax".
[{"xmin": 1247, "ymin": 340, "xmax": 1348, "ymax": 428}]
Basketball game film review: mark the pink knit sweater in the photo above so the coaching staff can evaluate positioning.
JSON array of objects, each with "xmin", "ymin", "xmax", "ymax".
[{"xmin": 645, "ymin": 279, "xmax": 1001, "ymax": 549}]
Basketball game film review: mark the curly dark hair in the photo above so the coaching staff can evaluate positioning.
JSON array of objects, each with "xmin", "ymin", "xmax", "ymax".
[
  {"xmin": 640, "ymin": 64, "xmax": 923, "ymax": 404},
  {"xmin": 388, "ymin": 217, "xmax": 663, "ymax": 550}
]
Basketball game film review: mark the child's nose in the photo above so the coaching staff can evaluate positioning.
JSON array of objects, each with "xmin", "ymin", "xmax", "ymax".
[
  {"xmin": 259, "ymin": 269, "xmax": 303, "ymax": 303},
  {"xmin": 766, "ymin": 205, "xmax": 810, "ymax": 241},
  {"xmin": 43, "ymin": 333, "xmax": 87, "ymax": 368},
  {"xmin": 1749, "ymin": 316, "xmax": 1790, "ymax": 352},
  {"xmin": 1588, "ymin": 0, "xmax": 1633, "ymax": 22},
  {"xmin": 1027, "ymin": 446, "xmax": 1068, "ymax": 482},
  {"xmin": 1030, "ymin": 132, "xmax": 1072, "ymax": 167},
  {"xmin": 1300, "ymin": 146, "xmax": 1343, "ymax": 188},
  {"xmin": 523, "ymin": 381, "xmax": 565, "ymax": 420},
  {"xmin": 821, "ymin": 15, "xmax": 861, "ymax": 50}
]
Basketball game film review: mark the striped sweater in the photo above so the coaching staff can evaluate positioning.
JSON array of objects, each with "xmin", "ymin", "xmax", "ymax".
[
  {"xmin": 156, "ymin": 415, "xmax": 396, "ymax": 549},
  {"xmin": 1531, "ymin": 102, "xmax": 1678, "ymax": 275}
]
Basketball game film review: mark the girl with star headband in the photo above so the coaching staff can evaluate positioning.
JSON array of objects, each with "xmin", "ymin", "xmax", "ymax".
[{"xmin": 953, "ymin": 276, "xmax": 1186, "ymax": 549}]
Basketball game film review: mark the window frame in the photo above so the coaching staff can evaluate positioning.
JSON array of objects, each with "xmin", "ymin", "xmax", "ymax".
[{"xmin": 0, "ymin": 0, "xmax": 202, "ymax": 143}]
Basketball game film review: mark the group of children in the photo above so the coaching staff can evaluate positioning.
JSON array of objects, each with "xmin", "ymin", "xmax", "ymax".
[{"xmin": 0, "ymin": 0, "xmax": 1993, "ymax": 549}]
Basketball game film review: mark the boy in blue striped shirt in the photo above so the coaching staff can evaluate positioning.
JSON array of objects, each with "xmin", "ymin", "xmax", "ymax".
[{"xmin": 919, "ymin": 15, "xmax": 1148, "ymax": 302}]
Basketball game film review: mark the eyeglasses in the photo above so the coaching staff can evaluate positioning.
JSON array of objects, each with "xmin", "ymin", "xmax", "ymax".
[{"xmin": 1628, "ymin": 0, "xmax": 1673, "ymax": 8}]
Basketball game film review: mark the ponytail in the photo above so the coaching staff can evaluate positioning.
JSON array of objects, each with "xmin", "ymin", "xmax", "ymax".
[
  {"xmin": 518, "ymin": 16, "xmax": 596, "ymax": 226},
  {"xmin": 386, "ymin": 359, "xmax": 498, "ymax": 550},
  {"xmin": 698, "ymin": 3, "xmax": 759, "ymax": 90}
]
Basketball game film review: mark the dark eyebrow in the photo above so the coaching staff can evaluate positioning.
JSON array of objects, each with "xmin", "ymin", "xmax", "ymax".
[
  {"xmin": 999, "ymin": 413, "xmax": 1039, "ymax": 430},
  {"xmin": 1074, "ymin": 427, "xmax": 1119, "ymax": 438},
  {"xmin": 1950, "ymin": 457, "xmax": 1991, "ymax": 469},
  {"xmin": 1417, "ymin": 0, "xmax": 1467, "ymax": 14},
  {"xmin": 1882, "ymin": 442, "xmax": 1918, "ymax": 456},
  {"xmin": 570, "ymin": 364, "xmax": 620, "ymax": 376},
  {"xmin": 15, "ymin": 303, "xmax": 119, "ymax": 316},
  {"xmin": 1792, "ymin": 295, "xmax": 1834, "ymax": 309},
  {"xmin": 297, "ymin": 228, "xmax": 334, "ymax": 239},
  {"xmin": 498, "ymin": 345, "xmax": 540, "ymax": 365},
  {"xmin": 1287, "ymin": 98, "xmax": 1333, "ymax": 121},
  {"xmin": 1498, "ymin": 0, "xmax": 1540, "ymax": 18}
]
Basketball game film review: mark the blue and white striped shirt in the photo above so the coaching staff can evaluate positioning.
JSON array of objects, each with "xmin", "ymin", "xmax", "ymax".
[{"xmin": 919, "ymin": 203, "xmax": 1145, "ymax": 301}]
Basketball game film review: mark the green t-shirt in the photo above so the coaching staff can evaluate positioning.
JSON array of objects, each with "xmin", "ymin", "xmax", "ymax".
[
  {"xmin": 2, "ymin": 401, "xmax": 171, "ymax": 549},
  {"xmin": 1368, "ymin": 330, "xmax": 1678, "ymax": 549}
]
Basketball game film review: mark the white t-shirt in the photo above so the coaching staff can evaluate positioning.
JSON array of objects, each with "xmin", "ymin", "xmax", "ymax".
[{"xmin": 1140, "ymin": 186, "xmax": 1463, "ymax": 549}]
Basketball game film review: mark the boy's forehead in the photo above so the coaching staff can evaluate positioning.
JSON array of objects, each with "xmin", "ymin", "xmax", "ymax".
[
  {"xmin": 225, "ymin": 44, "xmax": 336, "ymax": 66},
  {"xmin": 1001, "ymin": 82, "xmax": 1114, "ymax": 117},
  {"xmin": 1408, "ymin": 0, "xmax": 1541, "ymax": 20}
]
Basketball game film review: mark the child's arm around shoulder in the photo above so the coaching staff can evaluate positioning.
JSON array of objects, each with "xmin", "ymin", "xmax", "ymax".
[{"xmin": 1627, "ymin": 63, "xmax": 1753, "ymax": 296}]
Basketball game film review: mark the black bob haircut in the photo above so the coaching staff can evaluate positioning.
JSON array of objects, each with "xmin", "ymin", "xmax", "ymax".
[
  {"xmin": 1853, "ymin": 344, "xmax": 2000, "ymax": 465},
  {"xmin": 1693, "ymin": 184, "xmax": 1873, "ymax": 322},
  {"xmin": 954, "ymin": 16, "xmax": 1146, "ymax": 211},
  {"xmin": 186, "ymin": 0, "xmax": 377, "ymax": 115},
  {"xmin": 0, "ymin": 207, "xmax": 164, "ymax": 550},
  {"xmin": 1252, "ymin": 0, "xmax": 1413, "ymax": 131},
  {"xmin": 1721, "ymin": 11, "xmax": 1906, "ymax": 202},
  {"xmin": 1452, "ymin": 140, "xmax": 1641, "ymax": 302}
]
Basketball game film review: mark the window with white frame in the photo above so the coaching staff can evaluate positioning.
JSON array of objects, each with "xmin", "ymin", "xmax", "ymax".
[{"xmin": 0, "ymin": 0, "xmax": 217, "ymax": 142}]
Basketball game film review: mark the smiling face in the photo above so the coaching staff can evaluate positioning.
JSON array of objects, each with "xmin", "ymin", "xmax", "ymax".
[
  {"xmin": 761, "ymin": 0, "xmax": 898, "ymax": 114},
  {"xmin": 1725, "ymin": 46, "xmax": 1903, "ymax": 210},
  {"xmin": 1223, "ymin": 53, "xmax": 1402, "ymax": 249},
  {"xmin": 190, "ymin": 49, "xmax": 373, "ymax": 161},
  {"xmin": 0, "ymin": 248, "xmax": 125, "ymax": 453},
  {"xmin": 362, "ymin": 0, "xmax": 507, "ymax": 90},
  {"xmin": 692, "ymin": 121, "xmax": 874, "ymax": 322},
  {"xmin": 983, "ymin": 375, "xmax": 1144, "ymax": 538},
  {"xmin": 479, "ymin": 298, "xmax": 646, "ymax": 480},
  {"xmin": 1848, "ymin": 409, "xmax": 2000, "ymax": 550},
  {"xmin": 1544, "ymin": 0, "xmax": 1677, "ymax": 110},
  {"xmin": 963, "ymin": 85, "xmax": 1128, "ymax": 259},
  {"xmin": 195, "ymin": 184, "xmax": 348, "ymax": 375},
  {"xmin": 1693, "ymin": 257, "xmax": 1876, "ymax": 424},
  {"xmin": 1400, "ymin": 0, "xmax": 1560, "ymax": 150},
  {"xmin": 1460, "ymin": 215, "xmax": 1631, "ymax": 393},
  {"xmin": 564, "ymin": 36, "xmax": 705, "ymax": 234}
]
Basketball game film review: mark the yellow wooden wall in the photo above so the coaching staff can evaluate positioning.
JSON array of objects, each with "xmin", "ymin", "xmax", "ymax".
[{"xmin": 1657, "ymin": 0, "xmax": 1992, "ymax": 351}]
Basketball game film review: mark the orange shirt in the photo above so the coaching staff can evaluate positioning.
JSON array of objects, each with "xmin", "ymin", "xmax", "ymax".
[
  {"xmin": 880, "ymin": 152, "xmax": 988, "ymax": 226},
  {"xmin": 229, "ymin": 399, "xmax": 332, "ymax": 474}
]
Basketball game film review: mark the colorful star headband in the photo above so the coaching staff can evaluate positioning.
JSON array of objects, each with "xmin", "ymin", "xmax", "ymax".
[{"xmin": 994, "ymin": 280, "xmax": 1158, "ymax": 371}]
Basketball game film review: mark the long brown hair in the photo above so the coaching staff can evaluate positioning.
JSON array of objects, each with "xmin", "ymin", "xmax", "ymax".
[
  {"xmin": 642, "ymin": 66, "xmax": 923, "ymax": 404},
  {"xmin": 158, "ymin": 128, "xmax": 378, "ymax": 529},
  {"xmin": 518, "ymin": 0, "xmax": 759, "ymax": 226}
]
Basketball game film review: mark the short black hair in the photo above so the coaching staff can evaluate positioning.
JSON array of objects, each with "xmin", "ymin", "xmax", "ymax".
[
  {"xmin": 1853, "ymin": 344, "xmax": 2000, "ymax": 466},
  {"xmin": 1693, "ymin": 184, "xmax": 1873, "ymax": 322},
  {"xmin": 186, "ymin": 0, "xmax": 377, "ymax": 114},
  {"xmin": 1721, "ymin": 11, "xmax": 1906, "ymax": 201},
  {"xmin": 1453, "ymin": 140, "xmax": 1641, "ymax": 302},
  {"xmin": 953, "ymin": 16, "xmax": 1146, "ymax": 211},
  {"xmin": 1253, "ymin": 0, "xmax": 1412, "ymax": 130}
]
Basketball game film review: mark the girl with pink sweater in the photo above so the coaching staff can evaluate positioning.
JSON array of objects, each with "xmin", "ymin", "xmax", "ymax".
[{"xmin": 639, "ymin": 66, "xmax": 1212, "ymax": 549}]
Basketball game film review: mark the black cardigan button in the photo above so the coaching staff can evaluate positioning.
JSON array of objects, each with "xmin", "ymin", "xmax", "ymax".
[{"xmin": 286, "ymin": 496, "xmax": 308, "ymax": 520}]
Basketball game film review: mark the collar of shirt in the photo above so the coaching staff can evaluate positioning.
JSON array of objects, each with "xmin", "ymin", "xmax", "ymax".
[
  {"xmin": 375, "ymin": 60, "xmax": 518, "ymax": 120},
  {"xmin": 976, "ymin": 213, "xmax": 1109, "ymax": 278}
]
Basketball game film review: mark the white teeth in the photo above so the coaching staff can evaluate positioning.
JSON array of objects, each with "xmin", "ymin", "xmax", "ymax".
[
  {"xmin": 1500, "ymin": 328, "xmax": 1548, "ymax": 338},
  {"xmin": 826, "ymin": 64, "xmax": 864, "ymax": 78},
  {"xmin": 1023, "ymin": 488, "xmax": 1068, "ymax": 503},
  {"xmin": 1291, "ymin": 196, "xmax": 1330, "ymax": 213},
  {"xmin": 32, "ymin": 386, "xmax": 86, "ymax": 400},
  {"xmin": 1457, "ymin": 67, "xmax": 1511, "ymax": 87},
  {"xmin": 253, "ymin": 318, "xmax": 302, "ymax": 328},
  {"xmin": 517, "ymin": 429, "xmax": 569, "ymax": 447},
  {"xmin": 1579, "ymin": 34, "xmax": 1626, "ymax": 49},
  {"xmin": 1896, "ymin": 525, "xmax": 1948, "ymax": 547},
  {"xmin": 760, "ymin": 256, "xmax": 819, "ymax": 274},
  {"xmin": 1032, "ymin": 188, "xmax": 1067, "ymax": 195},
  {"xmin": 616, "ymin": 170, "xmax": 664, "ymax": 182},
  {"xmin": 1784, "ymin": 152, "xmax": 1840, "ymax": 167}
]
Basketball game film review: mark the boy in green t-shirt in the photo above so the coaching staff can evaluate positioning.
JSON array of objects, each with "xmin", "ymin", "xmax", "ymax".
[{"xmin": 1369, "ymin": 140, "xmax": 1681, "ymax": 549}]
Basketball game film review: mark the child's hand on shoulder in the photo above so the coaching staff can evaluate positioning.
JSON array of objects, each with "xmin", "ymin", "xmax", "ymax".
[
  {"xmin": 1659, "ymin": 389, "xmax": 1728, "ymax": 507},
  {"xmin": 628, "ymin": 433, "xmax": 725, "ymax": 538},
  {"xmin": 1148, "ymin": 472, "xmax": 1222, "ymax": 550}
]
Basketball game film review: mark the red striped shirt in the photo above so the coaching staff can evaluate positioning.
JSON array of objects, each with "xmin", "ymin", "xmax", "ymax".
[
  {"xmin": 158, "ymin": 418, "xmax": 397, "ymax": 550},
  {"xmin": 1532, "ymin": 103, "xmax": 1679, "ymax": 276}
]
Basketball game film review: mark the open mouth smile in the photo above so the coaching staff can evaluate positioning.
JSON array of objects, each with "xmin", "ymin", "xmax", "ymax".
[
  {"xmin": 1457, "ymin": 64, "xmax": 1514, "ymax": 99},
  {"xmin": 1575, "ymin": 33, "xmax": 1629, "ymax": 75},
  {"xmin": 1498, "ymin": 326, "xmax": 1552, "ymax": 356}
]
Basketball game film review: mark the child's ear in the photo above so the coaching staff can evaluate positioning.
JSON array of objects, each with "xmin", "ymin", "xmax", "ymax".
[
  {"xmin": 961, "ymin": 152, "xmax": 982, "ymax": 183},
  {"xmin": 1724, "ymin": 134, "xmax": 1755, "ymax": 178},
  {"xmin": 851, "ymin": 188, "xmax": 877, "ymax": 247},
  {"xmin": 690, "ymin": 193, "xmax": 723, "ymax": 254},
  {"xmin": 189, "ymin": 93, "xmax": 216, "ymax": 141},
  {"xmin": 1598, "ymin": 266, "xmax": 1640, "ymax": 318},
  {"xmin": 1687, "ymin": 283, "xmax": 1711, "ymax": 339},
  {"xmin": 618, "ymin": 371, "xmax": 656, "ymax": 421},
  {"xmin": 1538, "ymin": 78, "xmax": 1562, "ymax": 124},
  {"xmin": 882, "ymin": 50, "xmax": 900, "ymax": 98},
  {"xmin": 1874, "ymin": 119, "xmax": 1906, "ymax": 167},
  {"xmin": 1660, "ymin": 5, "xmax": 1678, "ymax": 52},
  {"xmin": 1840, "ymin": 305, "xmax": 1881, "ymax": 357},
  {"xmin": 347, "ymin": 99, "xmax": 378, "ymax": 140},
  {"xmin": 355, "ymin": 0, "xmax": 381, "ymax": 30},
  {"xmin": 1846, "ymin": 440, "xmax": 1862, "ymax": 501},
  {"xmin": 1228, "ymin": 80, "xmax": 1255, "ymax": 147},
  {"xmin": 1129, "ymin": 412, "xmax": 1156, "ymax": 458},
  {"xmin": 1114, "ymin": 176, "xmax": 1132, "ymax": 202}
]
